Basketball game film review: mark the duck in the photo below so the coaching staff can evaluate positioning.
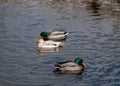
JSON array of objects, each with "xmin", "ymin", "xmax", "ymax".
[
  {"xmin": 40, "ymin": 30, "xmax": 68, "ymax": 41},
  {"xmin": 36, "ymin": 36, "xmax": 63, "ymax": 49},
  {"xmin": 54, "ymin": 58, "xmax": 85, "ymax": 74}
]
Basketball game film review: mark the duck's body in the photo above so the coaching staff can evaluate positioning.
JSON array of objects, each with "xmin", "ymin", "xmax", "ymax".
[
  {"xmin": 36, "ymin": 37, "xmax": 63, "ymax": 49},
  {"xmin": 40, "ymin": 30, "xmax": 68, "ymax": 41},
  {"xmin": 55, "ymin": 61, "xmax": 83, "ymax": 71},
  {"xmin": 54, "ymin": 58, "xmax": 85, "ymax": 74}
]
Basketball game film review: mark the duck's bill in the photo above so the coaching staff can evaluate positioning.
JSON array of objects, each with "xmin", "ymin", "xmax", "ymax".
[
  {"xmin": 38, "ymin": 36, "xmax": 42, "ymax": 39},
  {"xmin": 82, "ymin": 62, "xmax": 86, "ymax": 67}
]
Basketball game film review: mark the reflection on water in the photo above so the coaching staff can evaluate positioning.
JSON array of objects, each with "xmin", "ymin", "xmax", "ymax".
[
  {"xmin": 53, "ymin": 69, "xmax": 84, "ymax": 75},
  {"xmin": 0, "ymin": 0, "xmax": 8, "ymax": 2},
  {"xmin": 37, "ymin": 47, "xmax": 60, "ymax": 53},
  {"xmin": 84, "ymin": 0, "xmax": 120, "ymax": 17},
  {"xmin": 0, "ymin": 0, "xmax": 120, "ymax": 86},
  {"xmin": 85, "ymin": 0, "xmax": 101, "ymax": 16}
]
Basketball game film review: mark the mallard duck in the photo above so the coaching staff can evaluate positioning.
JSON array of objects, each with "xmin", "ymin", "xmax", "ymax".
[
  {"xmin": 54, "ymin": 58, "xmax": 85, "ymax": 74},
  {"xmin": 40, "ymin": 30, "xmax": 68, "ymax": 41},
  {"xmin": 36, "ymin": 36, "xmax": 63, "ymax": 49}
]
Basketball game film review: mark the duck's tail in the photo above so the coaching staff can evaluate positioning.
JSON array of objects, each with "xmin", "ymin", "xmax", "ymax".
[
  {"xmin": 54, "ymin": 64, "xmax": 61, "ymax": 69},
  {"xmin": 64, "ymin": 32, "xmax": 69, "ymax": 36}
]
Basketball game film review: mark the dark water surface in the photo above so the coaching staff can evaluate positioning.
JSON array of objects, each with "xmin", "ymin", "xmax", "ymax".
[{"xmin": 0, "ymin": 0, "xmax": 120, "ymax": 86}]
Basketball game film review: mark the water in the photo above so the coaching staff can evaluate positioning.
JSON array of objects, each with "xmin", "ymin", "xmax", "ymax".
[{"xmin": 0, "ymin": 0, "xmax": 120, "ymax": 86}]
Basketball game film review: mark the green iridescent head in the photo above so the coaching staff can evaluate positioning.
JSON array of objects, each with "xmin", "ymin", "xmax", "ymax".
[
  {"xmin": 74, "ymin": 58, "xmax": 83, "ymax": 64},
  {"xmin": 40, "ymin": 32, "xmax": 48, "ymax": 37}
]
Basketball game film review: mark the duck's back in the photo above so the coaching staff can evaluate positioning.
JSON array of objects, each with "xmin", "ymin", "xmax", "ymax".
[{"xmin": 50, "ymin": 30, "xmax": 67, "ymax": 35}]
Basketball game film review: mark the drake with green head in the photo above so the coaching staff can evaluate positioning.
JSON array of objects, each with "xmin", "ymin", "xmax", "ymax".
[
  {"xmin": 40, "ymin": 30, "xmax": 68, "ymax": 41},
  {"xmin": 40, "ymin": 32, "xmax": 49, "ymax": 40},
  {"xmin": 54, "ymin": 58, "xmax": 85, "ymax": 74}
]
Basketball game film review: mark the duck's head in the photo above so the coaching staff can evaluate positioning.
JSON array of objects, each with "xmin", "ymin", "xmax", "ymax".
[
  {"xmin": 40, "ymin": 32, "xmax": 48, "ymax": 37},
  {"xmin": 74, "ymin": 58, "xmax": 86, "ymax": 66}
]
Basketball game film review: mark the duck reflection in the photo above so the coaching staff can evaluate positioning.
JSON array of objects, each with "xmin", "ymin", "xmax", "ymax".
[
  {"xmin": 53, "ymin": 69, "xmax": 84, "ymax": 75},
  {"xmin": 85, "ymin": 0, "xmax": 101, "ymax": 15},
  {"xmin": 37, "ymin": 47, "xmax": 60, "ymax": 52},
  {"xmin": 90, "ymin": 0, "xmax": 101, "ymax": 14}
]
